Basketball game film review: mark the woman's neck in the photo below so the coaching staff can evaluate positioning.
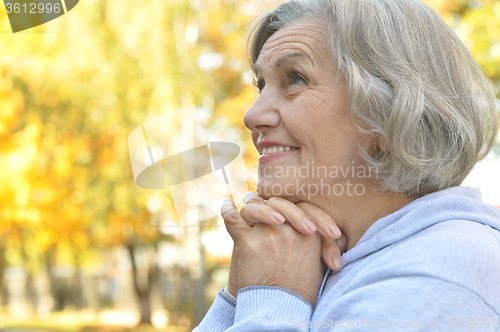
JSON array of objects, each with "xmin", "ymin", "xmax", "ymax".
[{"xmin": 312, "ymin": 184, "xmax": 413, "ymax": 252}]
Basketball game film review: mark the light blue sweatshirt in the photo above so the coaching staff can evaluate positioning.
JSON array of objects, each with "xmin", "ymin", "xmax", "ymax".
[{"xmin": 194, "ymin": 186, "xmax": 500, "ymax": 331}]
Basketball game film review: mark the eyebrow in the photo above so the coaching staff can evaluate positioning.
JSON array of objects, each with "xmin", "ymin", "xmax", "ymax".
[
  {"xmin": 275, "ymin": 52, "xmax": 311, "ymax": 68},
  {"xmin": 253, "ymin": 51, "xmax": 312, "ymax": 74}
]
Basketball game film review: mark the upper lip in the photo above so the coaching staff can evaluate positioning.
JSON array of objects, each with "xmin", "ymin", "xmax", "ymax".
[{"xmin": 257, "ymin": 139, "xmax": 300, "ymax": 154}]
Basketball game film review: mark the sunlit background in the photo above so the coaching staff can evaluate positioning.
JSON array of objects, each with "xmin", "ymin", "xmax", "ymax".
[{"xmin": 0, "ymin": 0, "xmax": 499, "ymax": 331}]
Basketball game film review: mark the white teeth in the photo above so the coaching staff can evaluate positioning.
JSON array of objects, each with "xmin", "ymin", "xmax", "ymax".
[{"xmin": 261, "ymin": 145, "xmax": 298, "ymax": 154}]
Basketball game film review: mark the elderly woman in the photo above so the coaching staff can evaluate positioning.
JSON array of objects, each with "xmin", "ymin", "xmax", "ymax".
[{"xmin": 195, "ymin": 0, "xmax": 500, "ymax": 330}]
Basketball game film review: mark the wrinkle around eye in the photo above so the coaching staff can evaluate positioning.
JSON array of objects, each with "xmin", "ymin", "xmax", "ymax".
[{"xmin": 284, "ymin": 83, "xmax": 309, "ymax": 99}]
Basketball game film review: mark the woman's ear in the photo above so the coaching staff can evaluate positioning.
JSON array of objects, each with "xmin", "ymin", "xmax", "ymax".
[
  {"xmin": 362, "ymin": 134, "xmax": 389, "ymax": 156},
  {"xmin": 378, "ymin": 137, "xmax": 389, "ymax": 152}
]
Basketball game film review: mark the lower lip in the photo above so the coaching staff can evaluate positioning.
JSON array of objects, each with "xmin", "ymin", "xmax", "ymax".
[{"xmin": 258, "ymin": 149, "xmax": 299, "ymax": 164}]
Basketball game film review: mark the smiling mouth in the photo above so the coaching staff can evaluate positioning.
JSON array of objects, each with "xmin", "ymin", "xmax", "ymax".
[{"xmin": 261, "ymin": 145, "xmax": 300, "ymax": 155}]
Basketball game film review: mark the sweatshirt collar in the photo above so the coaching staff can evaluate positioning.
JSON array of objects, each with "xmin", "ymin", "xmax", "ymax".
[{"xmin": 340, "ymin": 186, "xmax": 499, "ymax": 267}]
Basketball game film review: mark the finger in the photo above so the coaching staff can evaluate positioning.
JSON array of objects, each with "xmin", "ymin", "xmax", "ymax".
[
  {"xmin": 335, "ymin": 232, "xmax": 348, "ymax": 256},
  {"xmin": 240, "ymin": 203, "xmax": 286, "ymax": 226},
  {"xmin": 321, "ymin": 233, "xmax": 346, "ymax": 271},
  {"xmin": 265, "ymin": 197, "xmax": 317, "ymax": 234},
  {"xmin": 241, "ymin": 191, "xmax": 286, "ymax": 226},
  {"xmin": 294, "ymin": 201, "xmax": 346, "ymax": 270},
  {"xmin": 221, "ymin": 198, "xmax": 250, "ymax": 242},
  {"xmin": 296, "ymin": 201, "xmax": 341, "ymax": 240},
  {"xmin": 243, "ymin": 191, "xmax": 266, "ymax": 205}
]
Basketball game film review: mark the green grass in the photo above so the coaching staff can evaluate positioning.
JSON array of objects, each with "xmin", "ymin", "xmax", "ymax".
[{"xmin": 0, "ymin": 311, "xmax": 190, "ymax": 332}]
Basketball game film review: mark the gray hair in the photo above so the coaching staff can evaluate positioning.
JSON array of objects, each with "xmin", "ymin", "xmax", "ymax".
[{"xmin": 246, "ymin": 0, "xmax": 499, "ymax": 198}]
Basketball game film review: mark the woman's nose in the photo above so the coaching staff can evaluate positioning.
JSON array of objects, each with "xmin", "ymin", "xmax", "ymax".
[{"xmin": 244, "ymin": 93, "xmax": 281, "ymax": 132}]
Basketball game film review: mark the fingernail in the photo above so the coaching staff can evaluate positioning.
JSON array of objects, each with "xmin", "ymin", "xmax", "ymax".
[
  {"xmin": 273, "ymin": 212, "xmax": 286, "ymax": 223},
  {"xmin": 224, "ymin": 198, "xmax": 235, "ymax": 208},
  {"xmin": 332, "ymin": 255, "xmax": 343, "ymax": 270},
  {"xmin": 305, "ymin": 219, "xmax": 317, "ymax": 232},
  {"xmin": 328, "ymin": 225, "xmax": 341, "ymax": 238}
]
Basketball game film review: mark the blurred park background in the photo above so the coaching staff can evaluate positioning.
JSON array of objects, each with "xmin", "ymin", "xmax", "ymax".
[{"xmin": 0, "ymin": 0, "xmax": 499, "ymax": 331}]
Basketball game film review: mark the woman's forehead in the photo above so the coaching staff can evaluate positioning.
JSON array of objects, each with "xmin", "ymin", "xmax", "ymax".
[{"xmin": 256, "ymin": 20, "xmax": 329, "ymax": 68}]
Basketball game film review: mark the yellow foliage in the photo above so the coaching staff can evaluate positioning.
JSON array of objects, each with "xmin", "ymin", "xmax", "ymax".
[{"xmin": 0, "ymin": 0, "xmax": 497, "ymax": 268}]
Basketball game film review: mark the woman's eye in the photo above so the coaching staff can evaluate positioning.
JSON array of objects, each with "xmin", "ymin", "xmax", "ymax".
[
  {"xmin": 256, "ymin": 80, "xmax": 265, "ymax": 93},
  {"xmin": 289, "ymin": 72, "xmax": 308, "ymax": 86}
]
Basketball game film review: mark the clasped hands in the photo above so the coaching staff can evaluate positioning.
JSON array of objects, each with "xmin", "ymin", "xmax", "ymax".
[{"xmin": 221, "ymin": 192, "xmax": 347, "ymax": 306}]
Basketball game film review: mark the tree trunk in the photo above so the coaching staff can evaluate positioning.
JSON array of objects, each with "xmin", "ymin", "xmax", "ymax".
[
  {"xmin": 193, "ymin": 224, "xmax": 207, "ymax": 327},
  {"xmin": 72, "ymin": 250, "xmax": 85, "ymax": 310},
  {"xmin": 0, "ymin": 241, "xmax": 7, "ymax": 308},
  {"xmin": 44, "ymin": 247, "xmax": 62, "ymax": 311},
  {"xmin": 72, "ymin": 267, "xmax": 84, "ymax": 309},
  {"xmin": 126, "ymin": 242, "xmax": 153, "ymax": 325},
  {"xmin": 137, "ymin": 291, "xmax": 151, "ymax": 325},
  {"xmin": 20, "ymin": 234, "xmax": 37, "ymax": 313}
]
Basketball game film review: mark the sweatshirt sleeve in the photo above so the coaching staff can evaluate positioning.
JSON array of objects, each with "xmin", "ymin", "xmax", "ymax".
[
  {"xmin": 194, "ymin": 286, "xmax": 313, "ymax": 332},
  {"xmin": 193, "ymin": 288, "xmax": 236, "ymax": 332},
  {"xmin": 224, "ymin": 286, "xmax": 313, "ymax": 331},
  {"xmin": 195, "ymin": 266, "xmax": 330, "ymax": 331}
]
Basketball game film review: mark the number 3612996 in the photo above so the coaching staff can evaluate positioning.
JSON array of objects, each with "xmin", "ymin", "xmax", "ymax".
[{"xmin": 5, "ymin": 2, "xmax": 61, "ymax": 14}]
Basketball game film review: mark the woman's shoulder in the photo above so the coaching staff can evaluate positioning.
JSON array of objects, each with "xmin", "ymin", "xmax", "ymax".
[
  {"xmin": 402, "ymin": 218, "xmax": 500, "ymax": 266},
  {"xmin": 335, "ymin": 188, "xmax": 500, "ymax": 310},
  {"xmin": 364, "ymin": 219, "xmax": 500, "ymax": 305},
  {"xmin": 349, "ymin": 187, "xmax": 500, "ymax": 271},
  {"xmin": 320, "ymin": 220, "xmax": 500, "ymax": 319},
  {"xmin": 378, "ymin": 218, "xmax": 500, "ymax": 274}
]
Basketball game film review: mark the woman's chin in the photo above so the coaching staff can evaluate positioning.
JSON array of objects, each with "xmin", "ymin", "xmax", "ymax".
[{"xmin": 256, "ymin": 180, "xmax": 302, "ymax": 203}]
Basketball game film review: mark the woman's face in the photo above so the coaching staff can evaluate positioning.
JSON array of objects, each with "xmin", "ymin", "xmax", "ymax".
[{"xmin": 244, "ymin": 19, "xmax": 374, "ymax": 202}]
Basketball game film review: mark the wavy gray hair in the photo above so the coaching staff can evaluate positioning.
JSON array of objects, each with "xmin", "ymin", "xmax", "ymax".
[{"xmin": 246, "ymin": 0, "xmax": 498, "ymax": 198}]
